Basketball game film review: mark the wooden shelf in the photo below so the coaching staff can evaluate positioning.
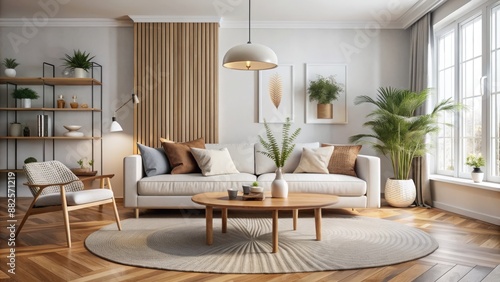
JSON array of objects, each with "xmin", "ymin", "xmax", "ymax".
[
  {"xmin": 0, "ymin": 77, "xmax": 101, "ymax": 86},
  {"xmin": 0, "ymin": 107, "xmax": 101, "ymax": 112},
  {"xmin": 0, "ymin": 136, "xmax": 101, "ymax": 140}
]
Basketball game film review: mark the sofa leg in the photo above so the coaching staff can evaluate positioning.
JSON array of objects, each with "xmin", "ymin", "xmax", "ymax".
[{"xmin": 135, "ymin": 208, "xmax": 140, "ymax": 218}]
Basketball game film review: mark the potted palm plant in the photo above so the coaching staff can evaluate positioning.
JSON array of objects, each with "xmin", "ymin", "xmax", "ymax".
[
  {"xmin": 11, "ymin": 88, "xmax": 39, "ymax": 108},
  {"xmin": 62, "ymin": 50, "xmax": 95, "ymax": 78},
  {"xmin": 2, "ymin": 58, "xmax": 19, "ymax": 77},
  {"xmin": 307, "ymin": 75, "xmax": 343, "ymax": 119},
  {"xmin": 465, "ymin": 154, "xmax": 485, "ymax": 183},
  {"xmin": 349, "ymin": 87, "xmax": 460, "ymax": 207},
  {"xmin": 258, "ymin": 117, "xmax": 301, "ymax": 198}
]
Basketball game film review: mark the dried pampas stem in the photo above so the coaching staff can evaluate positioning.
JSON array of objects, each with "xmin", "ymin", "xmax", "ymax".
[{"xmin": 269, "ymin": 73, "xmax": 282, "ymax": 109}]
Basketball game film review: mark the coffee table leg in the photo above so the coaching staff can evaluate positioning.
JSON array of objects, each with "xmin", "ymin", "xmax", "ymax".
[
  {"xmin": 206, "ymin": 206, "xmax": 213, "ymax": 245},
  {"xmin": 293, "ymin": 209, "xmax": 298, "ymax": 230},
  {"xmin": 272, "ymin": 210, "xmax": 279, "ymax": 253},
  {"xmin": 314, "ymin": 208, "xmax": 322, "ymax": 241},
  {"xmin": 222, "ymin": 208, "xmax": 228, "ymax": 233}
]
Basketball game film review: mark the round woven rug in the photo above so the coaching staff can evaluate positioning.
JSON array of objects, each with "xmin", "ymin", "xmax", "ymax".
[{"xmin": 85, "ymin": 216, "xmax": 438, "ymax": 274}]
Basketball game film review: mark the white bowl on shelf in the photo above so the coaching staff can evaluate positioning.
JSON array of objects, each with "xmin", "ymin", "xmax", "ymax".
[{"xmin": 63, "ymin": 125, "xmax": 82, "ymax": 131}]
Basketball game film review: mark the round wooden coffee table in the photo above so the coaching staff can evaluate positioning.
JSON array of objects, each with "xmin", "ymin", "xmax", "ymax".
[{"xmin": 191, "ymin": 192, "xmax": 339, "ymax": 253}]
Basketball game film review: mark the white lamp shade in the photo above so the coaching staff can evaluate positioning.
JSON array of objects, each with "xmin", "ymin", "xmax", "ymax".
[
  {"xmin": 223, "ymin": 43, "xmax": 278, "ymax": 70},
  {"xmin": 110, "ymin": 120, "xmax": 123, "ymax": 132}
]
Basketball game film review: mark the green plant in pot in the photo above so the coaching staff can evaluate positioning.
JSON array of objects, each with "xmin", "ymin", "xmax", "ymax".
[
  {"xmin": 258, "ymin": 117, "xmax": 301, "ymax": 198},
  {"xmin": 2, "ymin": 58, "xmax": 19, "ymax": 77},
  {"xmin": 307, "ymin": 75, "xmax": 343, "ymax": 119},
  {"xmin": 349, "ymin": 87, "xmax": 460, "ymax": 207},
  {"xmin": 62, "ymin": 50, "xmax": 95, "ymax": 78},
  {"xmin": 24, "ymin": 157, "xmax": 37, "ymax": 164},
  {"xmin": 11, "ymin": 88, "xmax": 39, "ymax": 108},
  {"xmin": 465, "ymin": 154, "xmax": 485, "ymax": 183}
]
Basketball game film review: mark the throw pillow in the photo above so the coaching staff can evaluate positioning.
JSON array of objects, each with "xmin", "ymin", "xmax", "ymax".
[
  {"xmin": 190, "ymin": 147, "xmax": 240, "ymax": 176},
  {"xmin": 293, "ymin": 146, "xmax": 334, "ymax": 174},
  {"xmin": 137, "ymin": 143, "xmax": 171, "ymax": 176},
  {"xmin": 162, "ymin": 138, "xmax": 206, "ymax": 174},
  {"xmin": 321, "ymin": 144, "xmax": 362, "ymax": 177}
]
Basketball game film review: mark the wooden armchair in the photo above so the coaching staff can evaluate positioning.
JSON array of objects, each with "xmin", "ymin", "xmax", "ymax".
[{"xmin": 17, "ymin": 160, "xmax": 122, "ymax": 247}]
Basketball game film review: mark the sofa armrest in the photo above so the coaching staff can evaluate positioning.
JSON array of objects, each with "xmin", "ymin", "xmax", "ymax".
[
  {"xmin": 124, "ymin": 155, "xmax": 143, "ymax": 208},
  {"xmin": 355, "ymin": 155, "xmax": 381, "ymax": 208}
]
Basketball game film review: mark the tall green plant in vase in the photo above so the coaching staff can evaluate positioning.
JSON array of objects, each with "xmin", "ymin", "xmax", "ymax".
[
  {"xmin": 258, "ymin": 117, "xmax": 301, "ymax": 198},
  {"xmin": 349, "ymin": 87, "xmax": 460, "ymax": 207}
]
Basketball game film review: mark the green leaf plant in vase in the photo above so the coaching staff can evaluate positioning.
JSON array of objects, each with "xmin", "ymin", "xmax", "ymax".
[
  {"xmin": 2, "ymin": 58, "xmax": 19, "ymax": 77},
  {"xmin": 62, "ymin": 49, "xmax": 95, "ymax": 78},
  {"xmin": 258, "ymin": 117, "xmax": 301, "ymax": 198},
  {"xmin": 11, "ymin": 87, "xmax": 39, "ymax": 108},
  {"xmin": 74, "ymin": 158, "xmax": 94, "ymax": 174},
  {"xmin": 250, "ymin": 181, "xmax": 263, "ymax": 193},
  {"xmin": 307, "ymin": 75, "xmax": 343, "ymax": 119},
  {"xmin": 349, "ymin": 87, "xmax": 461, "ymax": 207},
  {"xmin": 465, "ymin": 154, "xmax": 485, "ymax": 183}
]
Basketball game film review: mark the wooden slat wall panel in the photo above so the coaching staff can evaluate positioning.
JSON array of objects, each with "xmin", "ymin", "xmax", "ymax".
[{"xmin": 133, "ymin": 22, "xmax": 219, "ymax": 152}]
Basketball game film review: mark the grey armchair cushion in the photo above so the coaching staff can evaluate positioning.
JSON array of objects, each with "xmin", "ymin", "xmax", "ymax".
[{"xmin": 34, "ymin": 189, "xmax": 114, "ymax": 207}]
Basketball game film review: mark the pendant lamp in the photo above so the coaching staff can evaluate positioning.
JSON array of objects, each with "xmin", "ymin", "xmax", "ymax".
[{"xmin": 223, "ymin": 0, "xmax": 278, "ymax": 70}]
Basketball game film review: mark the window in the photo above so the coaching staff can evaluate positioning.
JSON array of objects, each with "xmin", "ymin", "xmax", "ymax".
[{"xmin": 435, "ymin": 2, "xmax": 500, "ymax": 183}]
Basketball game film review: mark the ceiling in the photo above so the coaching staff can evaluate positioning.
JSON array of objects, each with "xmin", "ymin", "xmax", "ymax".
[{"xmin": 0, "ymin": 0, "xmax": 446, "ymax": 29}]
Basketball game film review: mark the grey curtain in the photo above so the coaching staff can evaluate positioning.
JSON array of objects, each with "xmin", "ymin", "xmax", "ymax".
[{"xmin": 409, "ymin": 13, "xmax": 433, "ymax": 207}]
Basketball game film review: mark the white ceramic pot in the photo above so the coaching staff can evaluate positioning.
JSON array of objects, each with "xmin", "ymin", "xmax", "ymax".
[
  {"xmin": 74, "ymin": 68, "xmax": 86, "ymax": 78},
  {"xmin": 19, "ymin": 98, "xmax": 31, "ymax": 108},
  {"xmin": 9, "ymin": 123, "xmax": 22, "ymax": 137},
  {"xmin": 384, "ymin": 178, "xmax": 416, "ymax": 208},
  {"xmin": 271, "ymin": 167, "xmax": 288, "ymax": 198},
  {"xmin": 471, "ymin": 168, "xmax": 484, "ymax": 183},
  {"xmin": 5, "ymin": 68, "xmax": 16, "ymax": 77}
]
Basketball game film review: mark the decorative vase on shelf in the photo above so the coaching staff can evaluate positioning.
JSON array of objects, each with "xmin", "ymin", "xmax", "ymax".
[
  {"xmin": 19, "ymin": 98, "xmax": 31, "ymax": 108},
  {"xmin": 57, "ymin": 95, "xmax": 66, "ymax": 108},
  {"xmin": 271, "ymin": 167, "xmax": 288, "ymax": 198},
  {"xmin": 471, "ymin": 167, "xmax": 484, "ymax": 183},
  {"xmin": 384, "ymin": 178, "xmax": 416, "ymax": 208},
  {"xmin": 9, "ymin": 123, "xmax": 22, "ymax": 137},
  {"xmin": 70, "ymin": 96, "xmax": 78, "ymax": 108},
  {"xmin": 5, "ymin": 68, "xmax": 16, "ymax": 77},
  {"xmin": 74, "ymin": 68, "xmax": 85, "ymax": 78}
]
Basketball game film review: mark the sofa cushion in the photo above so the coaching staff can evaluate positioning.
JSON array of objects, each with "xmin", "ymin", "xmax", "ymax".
[
  {"xmin": 293, "ymin": 146, "xmax": 334, "ymax": 174},
  {"xmin": 191, "ymin": 147, "xmax": 240, "ymax": 176},
  {"xmin": 205, "ymin": 143, "xmax": 255, "ymax": 174},
  {"xmin": 137, "ymin": 143, "xmax": 170, "ymax": 176},
  {"xmin": 322, "ymin": 144, "xmax": 362, "ymax": 177},
  {"xmin": 162, "ymin": 138, "xmax": 206, "ymax": 174},
  {"xmin": 138, "ymin": 173, "xmax": 257, "ymax": 196},
  {"xmin": 257, "ymin": 173, "xmax": 366, "ymax": 196},
  {"xmin": 255, "ymin": 142, "xmax": 320, "ymax": 174}
]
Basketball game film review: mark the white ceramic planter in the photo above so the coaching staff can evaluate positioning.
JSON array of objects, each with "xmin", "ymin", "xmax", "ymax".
[
  {"xmin": 19, "ymin": 98, "xmax": 31, "ymax": 108},
  {"xmin": 471, "ymin": 168, "xmax": 484, "ymax": 183},
  {"xmin": 271, "ymin": 167, "xmax": 288, "ymax": 198},
  {"xmin": 384, "ymin": 178, "xmax": 416, "ymax": 208},
  {"xmin": 5, "ymin": 68, "xmax": 16, "ymax": 77},
  {"xmin": 74, "ymin": 68, "xmax": 86, "ymax": 78}
]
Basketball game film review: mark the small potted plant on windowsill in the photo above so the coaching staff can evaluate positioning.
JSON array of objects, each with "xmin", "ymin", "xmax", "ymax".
[
  {"xmin": 465, "ymin": 154, "xmax": 485, "ymax": 183},
  {"xmin": 62, "ymin": 49, "xmax": 95, "ymax": 78},
  {"xmin": 307, "ymin": 75, "xmax": 343, "ymax": 119},
  {"xmin": 2, "ymin": 58, "xmax": 19, "ymax": 77},
  {"xmin": 11, "ymin": 88, "xmax": 39, "ymax": 108}
]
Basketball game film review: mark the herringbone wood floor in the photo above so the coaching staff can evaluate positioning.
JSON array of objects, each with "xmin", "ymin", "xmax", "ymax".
[{"xmin": 1, "ymin": 198, "xmax": 499, "ymax": 282}]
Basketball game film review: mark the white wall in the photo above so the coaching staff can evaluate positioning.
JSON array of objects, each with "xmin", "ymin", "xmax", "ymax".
[
  {"xmin": 0, "ymin": 26, "xmax": 134, "ymax": 197},
  {"xmin": 0, "ymin": 24, "xmax": 411, "ymax": 197}
]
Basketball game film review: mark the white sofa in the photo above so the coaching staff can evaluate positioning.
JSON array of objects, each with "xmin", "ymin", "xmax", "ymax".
[{"xmin": 124, "ymin": 142, "xmax": 380, "ymax": 217}]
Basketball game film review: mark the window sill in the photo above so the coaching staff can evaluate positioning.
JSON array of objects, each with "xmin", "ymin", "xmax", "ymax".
[{"xmin": 430, "ymin": 175, "xmax": 500, "ymax": 193}]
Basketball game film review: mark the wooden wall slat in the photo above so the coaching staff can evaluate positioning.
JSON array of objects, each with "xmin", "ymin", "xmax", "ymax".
[{"xmin": 133, "ymin": 22, "xmax": 219, "ymax": 152}]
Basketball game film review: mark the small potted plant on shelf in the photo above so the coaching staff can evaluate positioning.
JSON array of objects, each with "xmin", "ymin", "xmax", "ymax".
[
  {"xmin": 465, "ymin": 154, "xmax": 485, "ymax": 183},
  {"xmin": 62, "ymin": 49, "xmax": 95, "ymax": 78},
  {"xmin": 72, "ymin": 158, "xmax": 94, "ymax": 174},
  {"xmin": 24, "ymin": 157, "xmax": 37, "ymax": 164},
  {"xmin": 11, "ymin": 88, "xmax": 39, "ymax": 108},
  {"xmin": 307, "ymin": 75, "xmax": 343, "ymax": 119},
  {"xmin": 2, "ymin": 58, "xmax": 19, "ymax": 77}
]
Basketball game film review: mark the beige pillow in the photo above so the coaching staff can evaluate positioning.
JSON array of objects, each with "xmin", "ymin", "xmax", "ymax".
[
  {"xmin": 321, "ymin": 144, "xmax": 362, "ymax": 177},
  {"xmin": 293, "ymin": 146, "xmax": 334, "ymax": 174},
  {"xmin": 162, "ymin": 138, "xmax": 206, "ymax": 174},
  {"xmin": 191, "ymin": 147, "xmax": 240, "ymax": 176}
]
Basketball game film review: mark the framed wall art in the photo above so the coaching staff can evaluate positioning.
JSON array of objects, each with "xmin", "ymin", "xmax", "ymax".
[
  {"xmin": 258, "ymin": 64, "xmax": 294, "ymax": 123},
  {"xmin": 305, "ymin": 64, "xmax": 347, "ymax": 124}
]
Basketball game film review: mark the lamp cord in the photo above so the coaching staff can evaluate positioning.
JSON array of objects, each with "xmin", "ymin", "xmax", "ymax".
[{"xmin": 247, "ymin": 0, "xmax": 251, "ymax": 44}]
